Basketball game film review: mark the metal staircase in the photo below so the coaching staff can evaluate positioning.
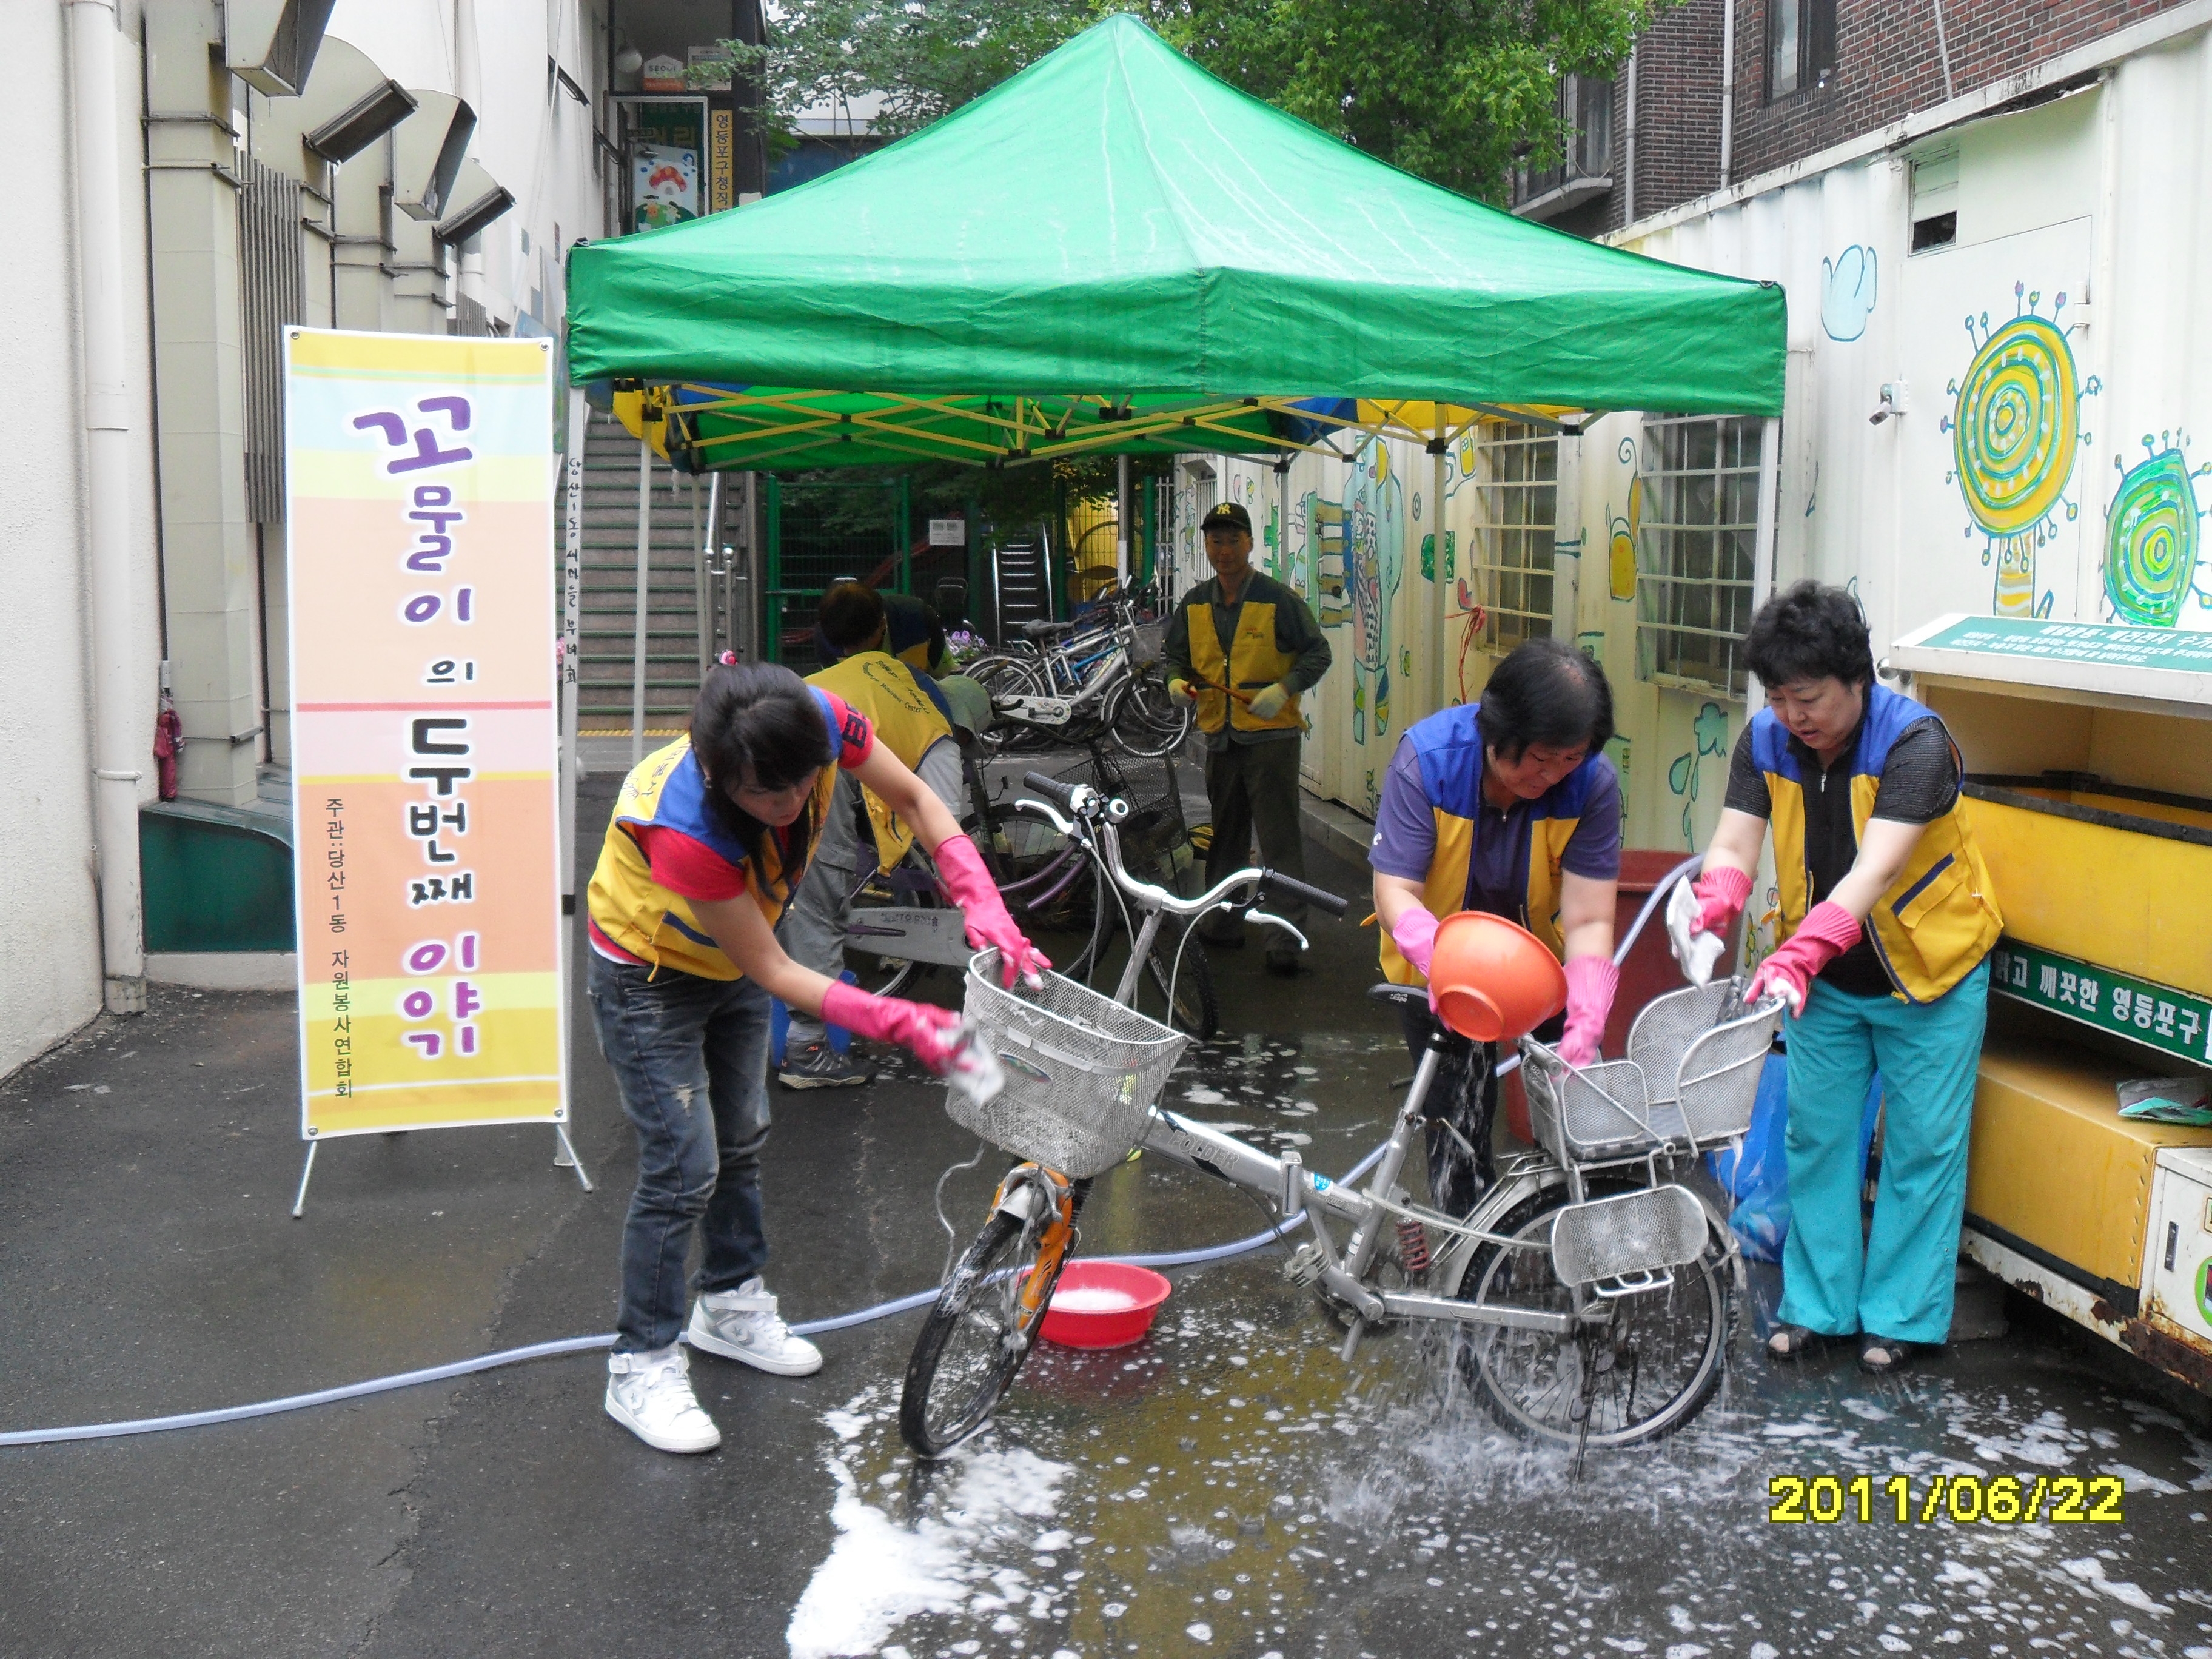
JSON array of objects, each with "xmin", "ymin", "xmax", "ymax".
[
  {"xmin": 990, "ymin": 537, "xmax": 1054, "ymax": 638},
  {"xmin": 576, "ymin": 410, "xmax": 714, "ymax": 734}
]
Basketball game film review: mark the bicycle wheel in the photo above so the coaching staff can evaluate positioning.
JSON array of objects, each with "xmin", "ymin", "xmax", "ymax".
[
  {"xmin": 1107, "ymin": 674, "xmax": 1193, "ymax": 759},
  {"xmin": 900, "ymin": 1205, "xmax": 1070, "ymax": 1458},
  {"xmin": 1450, "ymin": 1176, "xmax": 1728, "ymax": 1449}
]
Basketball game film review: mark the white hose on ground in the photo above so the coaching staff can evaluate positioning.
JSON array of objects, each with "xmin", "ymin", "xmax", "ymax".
[{"xmin": 0, "ymin": 1140, "xmax": 1393, "ymax": 1449}]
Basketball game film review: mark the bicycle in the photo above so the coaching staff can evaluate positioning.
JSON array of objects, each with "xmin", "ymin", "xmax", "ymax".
[
  {"xmin": 967, "ymin": 598, "xmax": 1192, "ymax": 760},
  {"xmin": 839, "ymin": 739, "xmax": 1219, "ymax": 1035},
  {"xmin": 899, "ymin": 771, "xmax": 1783, "ymax": 1461}
]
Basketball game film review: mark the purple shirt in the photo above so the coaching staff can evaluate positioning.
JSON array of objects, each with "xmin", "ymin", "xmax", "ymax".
[{"xmin": 1369, "ymin": 737, "xmax": 1621, "ymax": 917}]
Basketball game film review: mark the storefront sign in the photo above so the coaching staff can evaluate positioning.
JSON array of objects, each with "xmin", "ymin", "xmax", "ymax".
[
  {"xmin": 709, "ymin": 110, "xmax": 734, "ymax": 213},
  {"xmin": 285, "ymin": 329, "xmax": 567, "ymax": 1141},
  {"xmin": 1912, "ymin": 616, "xmax": 2212, "ymax": 675},
  {"xmin": 1989, "ymin": 938, "xmax": 2212, "ymax": 1067}
]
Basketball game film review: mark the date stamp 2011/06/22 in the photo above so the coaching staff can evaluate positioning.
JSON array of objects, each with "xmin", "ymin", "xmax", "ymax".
[{"xmin": 1768, "ymin": 1474, "xmax": 2125, "ymax": 1524}]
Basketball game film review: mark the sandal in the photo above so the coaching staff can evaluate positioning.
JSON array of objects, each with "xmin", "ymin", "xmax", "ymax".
[
  {"xmin": 1858, "ymin": 1336, "xmax": 1920, "ymax": 1375},
  {"xmin": 1765, "ymin": 1324, "xmax": 1831, "ymax": 1361}
]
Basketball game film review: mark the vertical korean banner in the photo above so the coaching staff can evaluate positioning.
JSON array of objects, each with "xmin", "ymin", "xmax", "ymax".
[{"xmin": 286, "ymin": 329, "xmax": 567, "ymax": 1139}]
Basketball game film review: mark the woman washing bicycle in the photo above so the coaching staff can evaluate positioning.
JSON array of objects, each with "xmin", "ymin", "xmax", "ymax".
[
  {"xmin": 585, "ymin": 660, "xmax": 1048, "ymax": 1454},
  {"xmin": 1369, "ymin": 638, "xmax": 1623, "ymax": 1215}
]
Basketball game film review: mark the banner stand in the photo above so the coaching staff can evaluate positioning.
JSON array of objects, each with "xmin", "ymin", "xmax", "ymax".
[{"xmin": 284, "ymin": 328, "xmax": 578, "ymax": 1218}]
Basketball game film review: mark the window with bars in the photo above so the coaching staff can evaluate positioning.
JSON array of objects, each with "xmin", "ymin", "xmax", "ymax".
[
  {"xmin": 1636, "ymin": 416, "xmax": 1764, "ymax": 697},
  {"xmin": 1468, "ymin": 423, "xmax": 1558, "ymax": 652}
]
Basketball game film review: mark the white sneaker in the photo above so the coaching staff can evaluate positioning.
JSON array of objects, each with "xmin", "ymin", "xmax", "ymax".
[
  {"xmin": 685, "ymin": 1276, "xmax": 823, "ymax": 1376},
  {"xmin": 605, "ymin": 1345, "xmax": 722, "ymax": 1453}
]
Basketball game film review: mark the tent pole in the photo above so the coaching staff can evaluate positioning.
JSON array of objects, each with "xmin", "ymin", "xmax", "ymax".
[
  {"xmin": 1116, "ymin": 455, "xmax": 1131, "ymax": 586},
  {"xmin": 1432, "ymin": 426, "xmax": 1448, "ymax": 720},
  {"xmin": 632, "ymin": 439, "xmax": 652, "ymax": 768},
  {"xmin": 1748, "ymin": 415, "xmax": 1781, "ymax": 697}
]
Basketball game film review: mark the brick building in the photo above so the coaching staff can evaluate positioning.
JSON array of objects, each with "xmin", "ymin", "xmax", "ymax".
[{"xmin": 1516, "ymin": 0, "xmax": 2201, "ymax": 236}]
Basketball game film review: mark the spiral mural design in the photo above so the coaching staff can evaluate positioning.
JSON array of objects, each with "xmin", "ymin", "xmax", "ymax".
[
  {"xmin": 1952, "ymin": 315, "xmax": 2079, "ymax": 535},
  {"xmin": 1945, "ymin": 298, "xmax": 2087, "ymax": 620},
  {"xmin": 2104, "ymin": 446, "xmax": 2203, "ymax": 628}
]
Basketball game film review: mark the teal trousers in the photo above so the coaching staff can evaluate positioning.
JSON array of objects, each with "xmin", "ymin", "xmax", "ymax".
[{"xmin": 1777, "ymin": 957, "xmax": 1990, "ymax": 1345}]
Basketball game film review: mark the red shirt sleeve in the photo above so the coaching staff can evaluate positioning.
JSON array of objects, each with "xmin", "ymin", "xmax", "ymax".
[
  {"xmin": 816, "ymin": 688, "xmax": 876, "ymax": 769},
  {"xmin": 628, "ymin": 824, "xmax": 748, "ymax": 902}
]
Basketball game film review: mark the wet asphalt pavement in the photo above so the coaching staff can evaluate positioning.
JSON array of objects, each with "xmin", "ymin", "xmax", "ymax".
[{"xmin": 3, "ymin": 766, "xmax": 2210, "ymax": 1659}]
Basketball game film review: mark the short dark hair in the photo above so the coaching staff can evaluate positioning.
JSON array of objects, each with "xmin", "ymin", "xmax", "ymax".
[
  {"xmin": 818, "ymin": 580, "xmax": 886, "ymax": 654},
  {"xmin": 1475, "ymin": 637, "xmax": 1615, "ymax": 761},
  {"xmin": 1743, "ymin": 581, "xmax": 1874, "ymax": 689},
  {"xmin": 689, "ymin": 661, "xmax": 835, "ymax": 870}
]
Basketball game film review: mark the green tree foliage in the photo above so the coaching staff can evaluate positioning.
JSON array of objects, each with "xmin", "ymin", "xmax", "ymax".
[{"xmin": 737, "ymin": 0, "xmax": 1663, "ymax": 202}]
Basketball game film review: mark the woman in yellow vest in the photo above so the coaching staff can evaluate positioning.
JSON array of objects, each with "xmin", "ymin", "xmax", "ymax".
[
  {"xmin": 585, "ymin": 660, "xmax": 1045, "ymax": 1455},
  {"xmin": 1370, "ymin": 638, "xmax": 1623, "ymax": 1215},
  {"xmin": 779, "ymin": 592, "xmax": 967, "ymax": 1088},
  {"xmin": 1675, "ymin": 583, "xmax": 2000, "ymax": 1375}
]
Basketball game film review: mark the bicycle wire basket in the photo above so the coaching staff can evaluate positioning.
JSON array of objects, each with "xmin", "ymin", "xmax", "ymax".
[
  {"xmin": 947, "ymin": 948, "xmax": 1190, "ymax": 1178},
  {"xmin": 1547, "ymin": 1184, "xmax": 1710, "ymax": 1285},
  {"xmin": 1520, "ymin": 980, "xmax": 1780, "ymax": 1166},
  {"xmin": 1128, "ymin": 620, "xmax": 1166, "ymax": 669}
]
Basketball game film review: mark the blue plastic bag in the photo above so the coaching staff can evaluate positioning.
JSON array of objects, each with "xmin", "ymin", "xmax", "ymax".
[
  {"xmin": 1705, "ymin": 1054, "xmax": 1881, "ymax": 1264},
  {"xmin": 770, "ymin": 969, "xmax": 859, "ymax": 1066}
]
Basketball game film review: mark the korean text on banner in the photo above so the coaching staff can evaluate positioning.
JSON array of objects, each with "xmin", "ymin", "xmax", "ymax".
[{"xmin": 284, "ymin": 329, "xmax": 567, "ymax": 1140}]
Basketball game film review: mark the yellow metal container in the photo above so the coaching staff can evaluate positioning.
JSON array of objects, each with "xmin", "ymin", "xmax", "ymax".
[
  {"xmin": 1963, "ymin": 776, "xmax": 2212, "ymax": 1001},
  {"xmin": 1968, "ymin": 1032, "xmax": 2212, "ymax": 1296}
]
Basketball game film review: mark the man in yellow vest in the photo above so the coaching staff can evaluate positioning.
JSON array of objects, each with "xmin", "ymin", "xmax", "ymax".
[
  {"xmin": 779, "ymin": 588, "xmax": 968, "ymax": 1087},
  {"xmin": 1164, "ymin": 500, "xmax": 1333, "ymax": 973}
]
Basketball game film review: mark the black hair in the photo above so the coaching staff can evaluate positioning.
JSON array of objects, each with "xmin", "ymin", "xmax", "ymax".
[
  {"xmin": 1475, "ymin": 637, "xmax": 1615, "ymax": 761},
  {"xmin": 1743, "ymin": 581, "xmax": 1874, "ymax": 689},
  {"xmin": 689, "ymin": 661, "xmax": 835, "ymax": 871},
  {"xmin": 818, "ymin": 580, "xmax": 887, "ymax": 654}
]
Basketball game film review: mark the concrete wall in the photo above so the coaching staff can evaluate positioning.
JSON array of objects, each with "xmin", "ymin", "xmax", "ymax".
[{"xmin": 0, "ymin": 4, "xmax": 165, "ymax": 1079}]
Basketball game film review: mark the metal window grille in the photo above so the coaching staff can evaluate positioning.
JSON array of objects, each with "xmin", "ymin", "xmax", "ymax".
[
  {"xmin": 1469, "ymin": 423, "xmax": 1558, "ymax": 652},
  {"xmin": 1510, "ymin": 75, "xmax": 1615, "ymax": 209},
  {"xmin": 1636, "ymin": 416, "xmax": 1765, "ymax": 697},
  {"xmin": 239, "ymin": 155, "xmax": 303, "ymax": 528}
]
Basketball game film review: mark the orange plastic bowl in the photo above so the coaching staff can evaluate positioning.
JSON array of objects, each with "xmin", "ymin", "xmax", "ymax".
[{"xmin": 1427, "ymin": 911, "xmax": 1567, "ymax": 1042}]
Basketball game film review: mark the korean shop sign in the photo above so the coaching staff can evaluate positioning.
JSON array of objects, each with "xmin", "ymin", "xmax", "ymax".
[
  {"xmin": 1989, "ymin": 939, "xmax": 2212, "ymax": 1068},
  {"xmin": 1912, "ymin": 615, "xmax": 2212, "ymax": 675},
  {"xmin": 284, "ymin": 330, "xmax": 566, "ymax": 1139}
]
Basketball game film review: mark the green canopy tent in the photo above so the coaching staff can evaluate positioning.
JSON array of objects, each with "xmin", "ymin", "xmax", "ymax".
[{"xmin": 557, "ymin": 13, "xmax": 1785, "ymax": 785}]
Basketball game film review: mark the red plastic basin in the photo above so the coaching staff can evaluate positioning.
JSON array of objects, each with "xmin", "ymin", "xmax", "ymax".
[{"xmin": 1038, "ymin": 1261, "xmax": 1173, "ymax": 1350}]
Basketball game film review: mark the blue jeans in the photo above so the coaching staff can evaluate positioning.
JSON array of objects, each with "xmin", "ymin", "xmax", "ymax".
[
  {"xmin": 1778, "ymin": 957, "xmax": 1989, "ymax": 1345},
  {"xmin": 588, "ymin": 953, "xmax": 775, "ymax": 1353}
]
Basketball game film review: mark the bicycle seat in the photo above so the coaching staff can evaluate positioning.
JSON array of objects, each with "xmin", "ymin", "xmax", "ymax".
[
  {"xmin": 1016, "ymin": 619, "xmax": 1078, "ymax": 638},
  {"xmin": 1366, "ymin": 984, "xmax": 1430, "ymax": 1007}
]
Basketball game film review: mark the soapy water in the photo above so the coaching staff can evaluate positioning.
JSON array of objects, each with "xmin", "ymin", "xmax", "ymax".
[
  {"xmin": 1051, "ymin": 1287, "xmax": 1141, "ymax": 1314},
  {"xmin": 808, "ymin": 1035, "xmax": 2212, "ymax": 1657},
  {"xmin": 788, "ymin": 1289, "xmax": 2212, "ymax": 1659}
]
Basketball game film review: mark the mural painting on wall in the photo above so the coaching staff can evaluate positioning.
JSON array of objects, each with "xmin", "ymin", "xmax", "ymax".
[
  {"xmin": 1942, "ymin": 284, "xmax": 2097, "ymax": 619},
  {"xmin": 1305, "ymin": 491, "xmax": 1350, "ymax": 627},
  {"xmin": 1820, "ymin": 246, "xmax": 1877, "ymax": 343},
  {"xmin": 1666, "ymin": 701, "xmax": 1731, "ymax": 848},
  {"xmin": 1345, "ymin": 439, "xmax": 1404, "ymax": 755},
  {"xmin": 2102, "ymin": 432, "xmax": 2211, "ymax": 629},
  {"xmin": 1607, "ymin": 439, "xmax": 1642, "ymax": 603}
]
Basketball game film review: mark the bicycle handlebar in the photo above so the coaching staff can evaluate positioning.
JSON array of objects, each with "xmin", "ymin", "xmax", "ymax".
[
  {"xmin": 1021, "ymin": 770, "xmax": 1082, "ymax": 809},
  {"xmin": 1261, "ymin": 870, "xmax": 1349, "ymax": 918}
]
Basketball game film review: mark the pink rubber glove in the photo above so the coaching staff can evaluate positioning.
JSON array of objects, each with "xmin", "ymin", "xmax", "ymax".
[
  {"xmin": 1390, "ymin": 904, "xmax": 1440, "ymax": 981},
  {"xmin": 1746, "ymin": 900, "xmax": 1862, "ymax": 1014},
  {"xmin": 1691, "ymin": 865, "xmax": 1752, "ymax": 937},
  {"xmin": 821, "ymin": 980, "xmax": 964, "ymax": 1074},
  {"xmin": 1557, "ymin": 955, "xmax": 1620, "ymax": 1068},
  {"xmin": 933, "ymin": 834, "xmax": 1049, "ymax": 987}
]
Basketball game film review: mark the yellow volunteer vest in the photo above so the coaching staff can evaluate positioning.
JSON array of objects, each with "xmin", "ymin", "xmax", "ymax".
[
  {"xmin": 587, "ymin": 736, "xmax": 838, "ymax": 980},
  {"xmin": 808, "ymin": 651, "xmax": 954, "ymax": 868},
  {"xmin": 1754, "ymin": 688, "xmax": 2002, "ymax": 1004},
  {"xmin": 1373, "ymin": 705, "xmax": 1607, "ymax": 983},
  {"xmin": 1187, "ymin": 578, "xmax": 1302, "ymax": 736}
]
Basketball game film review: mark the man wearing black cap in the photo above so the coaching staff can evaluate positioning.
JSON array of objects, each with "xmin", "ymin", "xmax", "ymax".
[{"xmin": 1163, "ymin": 500, "xmax": 1333, "ymax": 973}]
